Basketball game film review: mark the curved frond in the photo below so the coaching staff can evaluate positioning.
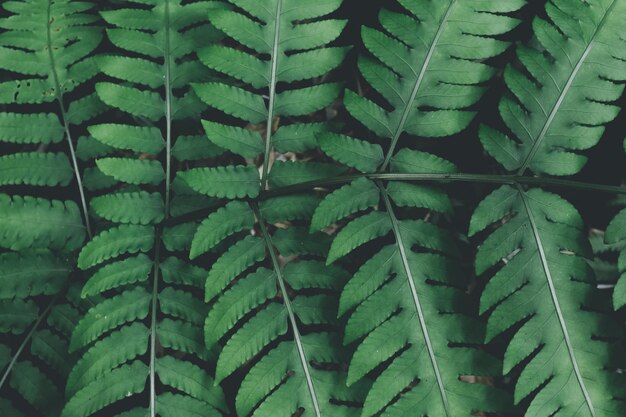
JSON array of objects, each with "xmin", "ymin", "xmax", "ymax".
[
  {"xmin": 481, "ymin": 0, "xmax": 626, "ymax": 176},
  {"xmin": 334, "ymin": 0, "xmax": 522, "ymax": 171}
]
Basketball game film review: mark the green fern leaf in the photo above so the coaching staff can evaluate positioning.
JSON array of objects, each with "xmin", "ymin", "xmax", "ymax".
[
  {"xmin": 171, "ymin": 135, "xmax": 224, "ymax": 162},
  {"xmin": 0, "ymin": 252, "xmax": 70, "ymax": 299},
  {"xmin": 200, "ymin": 199, "xmax": 365, "ymax": 416},
  {"xmin": 189, "ymin": 200, "xmax": 255, "ymax": 259},
  {"xmin": 66, "ymin": 323, "xmax": 149, "ymax": 396},
  {"xmin": 88, "ymin": 124, "xmax": 165, "ymax": 154},
  {"xmin": 0, "ymin": 194, "xmax": 85, "ymax": 252},
  {"xmin": 318, "ymin": 133, "xmax": 383, "ymax": 173},
  {"xmin": 0, "ymin": 0, "xmax": 105, "ymax": 252},
  {"xmin": 181, "ymin": 165, "xmax": 260, "ymax": 199},
  {"xmin": 318, "ymin": 175, "xmax": 509, "ymax": 416},
  {"xmin": 96, "ymin": 158, "xmax": 165, "ymax": 186},
  {"xmin": 481, "ymin": 0, "xmax": 626, "ymax": 176},
  {"xmin": 91, "ymin": 192, "xmax": 165, "ymax": 225},
  {"xmin": 205, "ymin": 235, "xmax": 266, "ymax": 301},
  {"xmin": 156, "ymin": 392, "xmax": 222, "ymax": 417},
  {"xmin": 310, "ymin": 177, "xmax": 379, "ymax": 231},
  {"xmin": 268, "ymin": 161, "xmax": 346, "ymax": 188},
  {"xmin": 606, "ymin": 208, "xmax": 626, "ymax": 309},
  {"xmin": 0, "ymin": 300, "xmax": 39, "ymax": 334},
  {"xmin": 70, "ymin": 287, "xmax": 151, "ymax": 352},
  {"xmin": 0, "ymin": 113, "xmax": 64, "ymax": 144},
  {"xmin": 156, "ymin": 357, "xmax": 227, "ymax": 412},
  {"xmin": 77, "ymin": 225, "xmax": 154, "ymax": 269},
  {"xmin": 471, "ymin": 186, "xmax": 626, "ymax": 415},
  {"xmin": 204, "ymin": 268, "xmax": 277, "ymax": 349},
  {"xmin": 186, "ymin": 0, "xmax": 348, "ymax": 193},
  {"xmin": 0, "ymin": 153, "xmax": 73, "ymax": 187},
  {"xmin": 157, "ymin": 319, "xmax": 211, "ymax": 361},
  {"xmin": 259, "ymin": 194, "xmax": 320, "ymax": 224},
  {"xmin": 62, "ymin": 361, "xmax": 149, "ymax": 417},
  {"xmin": 95, "ymin": 82, "xmax": 164, "ymax": 121},
  {"xmin": 80, "ymin": 255, "xmax": 152, "ymax": 298},
  {"xmin": 158, "ymin": 287, "xmax": 207, "ymax": 326}
]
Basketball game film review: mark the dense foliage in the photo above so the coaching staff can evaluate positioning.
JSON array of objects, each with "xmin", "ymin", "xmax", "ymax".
[{"xmin": 0, "ymin": 0, "xmax": 625, "ymax": 416}]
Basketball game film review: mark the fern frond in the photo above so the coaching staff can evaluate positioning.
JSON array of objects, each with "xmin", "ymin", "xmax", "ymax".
[
  {"xmin": 185, "ymin": 0, "xmax": 348, "ymax": 194},
  {"xmin": 1, "ymin": 285, "xmax": 93, "ymax": 417},
  {"xmin": 333, "ymin": 0, "xmax": 522, "ymax": 172},
  {"xmin": 0, "ymin": 0, "xmax": 106, "ymax": 237},
  {"xmin": 63, "ymin": 1, "xmax": 228, "ymax": 416},
  {"xmin": 308, "ymin": 4, "xmax": 526, "ymax": 410},
  {"xmin": 313, "ymin": 170, "xmax": 510, "ymax": 415},
  {"xmin": 190, "ymin": 197, "xmax": 365, "ymax": 417},
  {"xmin": 0, "ymin": 4, "xmax": 104, "ymax": 410},
  {"xmin": 470, "ymin": 185, "xmax": 626, "ymax": 415},
  {"xmin": 481, "ymin": 0, "xmax": 626, "ymax": 176}
]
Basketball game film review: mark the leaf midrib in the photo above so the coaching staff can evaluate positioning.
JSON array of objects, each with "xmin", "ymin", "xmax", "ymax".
[
  {"xmin": 516, "ymin": 0, "xmax": 618, "ymax": 175},
  {"xmin": 260, "ymin": 0, "xmax": 283, "ymax": 189},
  {"xmin": 378, "ymin": 182, "xmax": 452, "ymax": 416},
  {"xmin": 516, "ymin": 185, "xmax": 596, "ymax": 416},
  {"xmin": 150, "ymin": 1, "xmax": 174, "ymax": 415},
  {"xmin": 45, "ymin": 0, "xmax": 92, "ymax": 239},
  {"xmin": 252, "ymin": 203, "xmax": 323, "ymax": 417},
  {"xmin": 0, "ymin": 294, "xmax": 58, "ymax": 391},
  {"xmin": 380, "ymin": 0, "xmax": 457, "ymax": 171}
]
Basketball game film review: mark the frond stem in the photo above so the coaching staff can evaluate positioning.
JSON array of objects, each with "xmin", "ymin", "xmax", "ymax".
[
  {"xmin": 378, "ymin": 182, "xmax": 452, "ymax": 416},
  {"xmin": 149, "ymin": 229, "xmax": 161, "ymax": 417},
  {"xmin": 261, "ymin": 173, "xmax": 626, "ymax": 199},
  {"xmin": 46, "ymin": 0, "xmax": 92, "ymax": 239},
  {"xmin": 260, "ymin": 0, "xmax": 283, "ymax": 190},
  {"xmin": 251, "ymin": 203, "xmax": 323, "ymax": 417},
  {"xmin": 0, "ymin": 293, "xmax": 59, "ymax": 390},
  {"xmin": 163, "ymin": 0, "xmax": 172, "ymax": 218},
  {"xmin": 516, "ymin": 184, "xmax": 596, "ymax": 416}
]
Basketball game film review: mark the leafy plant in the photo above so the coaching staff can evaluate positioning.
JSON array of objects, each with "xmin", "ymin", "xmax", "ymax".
[
  {"xmin": 0, "ymin": 0, "xmax": 100, "ymax": 414},
  {"xmin": 61, "ymin": 1, "xmax": 227, "ymax": 416},
  {"xmin": 182, "ymin": 0, "xmax": 349, "ymax": 196},
  {"xmin": 1, "ymin": 0, "xmax": 626, "ymax": 416}
]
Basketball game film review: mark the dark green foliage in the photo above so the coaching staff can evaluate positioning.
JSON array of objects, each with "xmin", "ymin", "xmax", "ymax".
[
  {"xmin": 61, "ymin": 1, "xmax": 227, "ymax": 416},
  {"xmin": 0, "ymin": 0, "xmax": 99, "ymax": 414},
  {"xmin": 481, "ymin": 0, "xmax": 626, "ymax": 176},
  {"xmin": 189, "ymin": 196, "xmax": 366, "ymax": 417},
  {"xmin": 1, "ymin": 1, "xmax": 626, "ymax": 417},
  {"xmin": 182, "ymin": 0, "xmax": 348, "ymax": 194},
  {"xmin": 471, "ymin": 186, "xmax": 625, "ymax": 416}
]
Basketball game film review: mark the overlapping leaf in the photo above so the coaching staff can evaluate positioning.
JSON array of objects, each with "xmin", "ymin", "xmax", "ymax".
[
  {"xmin": 182, "ymin": 0, "xmax": 348, "ymax": 196},
  {"xmin": 62, "ymin": 2, "xmax": 227, "ymax": 416},
  {"xmin": 190, "ymin": 197, "xmax": 365, "ymax": 417},
  {"xmin": 471, "ymin": 186, "xmax": 626, "ymax": 416},
  {"xmin": 0, "ymin": 1, "xmax": 98, "ymax": 414}
]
